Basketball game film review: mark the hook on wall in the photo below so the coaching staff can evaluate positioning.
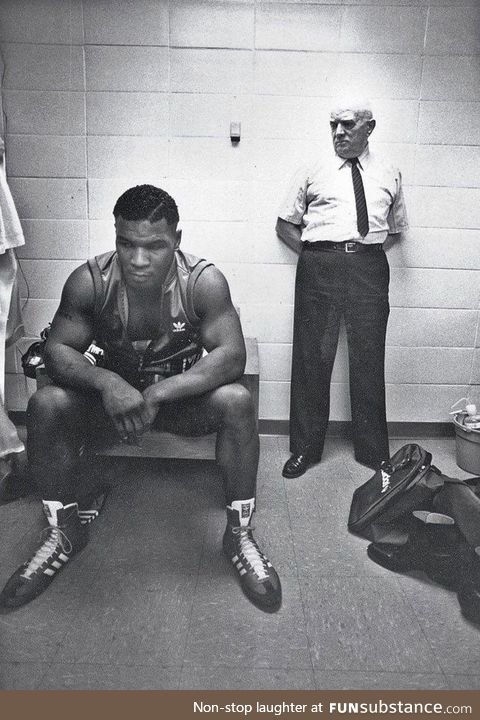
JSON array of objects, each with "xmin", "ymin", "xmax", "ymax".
[{"xmin": 230, "ymin": 121, "xmax": 241, "ymax": 144}]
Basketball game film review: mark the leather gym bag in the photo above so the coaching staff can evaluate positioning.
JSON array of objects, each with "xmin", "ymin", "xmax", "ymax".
[{"xmin": 348, "ymin": 443, "xmax": 451, "ymax": 543}]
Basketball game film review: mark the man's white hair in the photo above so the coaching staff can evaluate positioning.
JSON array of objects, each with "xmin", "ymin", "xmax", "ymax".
[{"xmin": 330, "ymin": 96, "xmax": 374, "ymax": 120}]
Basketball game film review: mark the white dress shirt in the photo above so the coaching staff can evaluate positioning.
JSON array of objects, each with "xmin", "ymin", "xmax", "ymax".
[{"xmin": 277, "ymin": 145, "xmax": 408, "ymax": 244}]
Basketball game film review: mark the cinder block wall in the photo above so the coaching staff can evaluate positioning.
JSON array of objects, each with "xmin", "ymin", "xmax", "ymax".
[{"xmin": 1, "ymin": 0, "xmax": 479, "ymax": 423}]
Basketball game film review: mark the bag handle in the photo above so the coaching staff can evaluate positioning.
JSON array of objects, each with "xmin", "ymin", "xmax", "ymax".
[{"xmin": 387, "ymin": 447, "xmax": 432, "ymax": 474}]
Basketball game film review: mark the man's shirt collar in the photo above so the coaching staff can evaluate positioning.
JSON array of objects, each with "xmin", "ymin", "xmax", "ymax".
[{"xmin": 335, "ymin": 144, "xmax": 370, "ymax": 170}]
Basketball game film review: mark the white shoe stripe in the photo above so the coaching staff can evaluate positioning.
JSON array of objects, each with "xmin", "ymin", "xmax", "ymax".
[
  {"xmin": 52, "ymin": 561, "xmax": 62, "ymax": 569},
  {"xmin": 239, "ymin": 568, "xmax": 247, "ymax": 576},
  {"xmin": 58, "ymin": 553, "xmax": 69, "ymax": 562},
  {"xmin": 44, "ymin": 568, "xmax": 56, "ymax": 576}
]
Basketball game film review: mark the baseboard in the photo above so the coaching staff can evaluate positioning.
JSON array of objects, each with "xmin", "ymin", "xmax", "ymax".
[
  {"xmin": 9, "ymin": 411, "xmax": 454, "ymax": 439},
  {"xmin": 258, "ymin": 419, "xmax": 455, "ymax": 438},
  {"xmin": 386, "ymin": 422, "xmax": 454, "ymax": 438}
]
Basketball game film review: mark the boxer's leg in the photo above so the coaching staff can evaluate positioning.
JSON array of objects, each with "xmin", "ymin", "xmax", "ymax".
[
  {"xmin": 157, "ymin": 383, "xmax": 281, "ymax": 612},
  {"xmin": 0, "ymin": 386, "xmax": 106, "ymax": 610}
]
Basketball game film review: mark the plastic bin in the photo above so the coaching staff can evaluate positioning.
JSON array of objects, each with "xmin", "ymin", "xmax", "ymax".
[{"xmin": 453, "ymin": 414, "xmax": 480, "ymax": 475}]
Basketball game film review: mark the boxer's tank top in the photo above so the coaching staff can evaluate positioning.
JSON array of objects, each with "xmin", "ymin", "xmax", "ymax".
[{"xmin": 87, "ymin": 249, "xmax": 212, "ymax": 390}]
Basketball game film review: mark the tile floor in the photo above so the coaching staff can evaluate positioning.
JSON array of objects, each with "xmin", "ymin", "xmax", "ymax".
[{"xmin": 1, "ymin": 434, "xmax": 480, "ymax": 690}]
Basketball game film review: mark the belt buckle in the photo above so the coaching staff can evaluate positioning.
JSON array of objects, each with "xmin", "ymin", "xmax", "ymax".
[{"xmin": 345, "ymin": 241, "xmax": 357, "ymax": 253}]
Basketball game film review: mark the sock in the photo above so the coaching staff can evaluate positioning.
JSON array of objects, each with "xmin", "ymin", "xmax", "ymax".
[
  {"xmin": 227, "ymin": 498, "xmax": 255, "ymax": 527},
  {"xmin": 42, "ymin": 499, "xmax": 77, "ymax": 526}
]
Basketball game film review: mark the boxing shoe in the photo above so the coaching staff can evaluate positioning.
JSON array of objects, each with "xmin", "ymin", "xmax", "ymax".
[
  {"xmin": 77, "ymin": 485, "xmax": 110, "ymax": 525},
  {"xmin": 0, "ymin": 500, "xmax": 88, "ymax": 610},
  {"xmin": 223, "ymin": 499, "xmax": 282, "ymax": 613}
]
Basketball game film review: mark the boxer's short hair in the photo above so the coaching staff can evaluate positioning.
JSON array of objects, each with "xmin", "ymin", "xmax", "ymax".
[{"xmin": 113, "ymin": 185, "xmax": 179, "ymax": 226}]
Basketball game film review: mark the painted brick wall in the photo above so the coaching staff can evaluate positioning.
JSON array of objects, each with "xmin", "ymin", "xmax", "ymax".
[{"xmin": 1, "ymin": 0, "xmax": 479, "ymax": 422}]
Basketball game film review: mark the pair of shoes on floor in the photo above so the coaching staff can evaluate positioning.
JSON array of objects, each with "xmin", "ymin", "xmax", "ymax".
[
  {"xmin": 367, "ymin": 533, "xmax": 464, "ymax": 589},
  {"xmin": 367, "ymin": 514, "xmax": 480, "ymax": 625},
  {"xmin": 0, "ymin": 486, "xmax": 110, "ymax": 611},
  {"xmin": 0, "ymin": 490, "xmax": 282, "ymax": 615},
  {"xmin": 223, "ymin": 500, "xmax": 282, "ymax": 613},
  {"xmin": 282, "ymin": 453, "xmax": 311, "ymax": 479}
]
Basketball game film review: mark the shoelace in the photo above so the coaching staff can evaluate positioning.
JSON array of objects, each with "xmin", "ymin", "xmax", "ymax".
[
  {"xmin": 232, "ymin": 526, "xmax": 269, "ymax": 581},
  {"xmin": 21, "ymin": 526, "xmax": 72, "ymax": 579}
]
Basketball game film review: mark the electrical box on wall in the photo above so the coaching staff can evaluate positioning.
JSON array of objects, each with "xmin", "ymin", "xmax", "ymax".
[{"xmin": 230, "ymin": 121, "xmax": 241, "ymax": 144}]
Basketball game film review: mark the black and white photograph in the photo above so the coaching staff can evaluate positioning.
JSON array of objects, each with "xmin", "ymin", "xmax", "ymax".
[{"xmin": 0, "ymin": 0, "xmax": 479, "ymax": 701}]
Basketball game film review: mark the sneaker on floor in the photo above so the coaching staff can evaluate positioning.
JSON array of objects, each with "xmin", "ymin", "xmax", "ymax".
[
  {"xmin": 0, "ymin": 500, "xmax": 88, "ymax": 610},
  {"xmin": 223, "ymin": 500, "xmax": 281, "ymax": 613},
  {"xmin": 77, "ymin": 485, "xmax": 110, "ymax": 525}
]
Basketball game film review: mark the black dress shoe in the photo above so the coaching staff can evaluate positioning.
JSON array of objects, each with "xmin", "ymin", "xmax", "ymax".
[
  {"xmin": 355, "ymin": 456, "xmax": 388, "ymax": 471},
  {"xmin": 368, "ymin": 525, "xmax": 468, "ymax": 590},
  {"xmin": 282, "ymin": 454, "xmax": 310, "ymax": 479},
  {"xmin": 367, "ymin": 541, "xmax": 422, "ymax": 574}
]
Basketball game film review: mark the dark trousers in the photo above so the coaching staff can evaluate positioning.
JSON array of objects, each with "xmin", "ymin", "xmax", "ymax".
[{"xmin": 290, "ymin": 245, "xmax": 390, "ymax": 466}]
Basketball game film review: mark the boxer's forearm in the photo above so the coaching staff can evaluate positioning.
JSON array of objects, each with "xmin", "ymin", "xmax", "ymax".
[{"xmin": 143, "ymin": 345, "xmax": 245, "ymax": 407}]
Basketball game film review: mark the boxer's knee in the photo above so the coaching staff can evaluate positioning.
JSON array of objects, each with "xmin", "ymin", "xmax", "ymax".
[
  {"xmin": 210, "ymin": 383, "xmax": 255, "ymax": 429},
  {"xmin": 27, "ymin": 385, "xmax": 85, "ymax": 437}
]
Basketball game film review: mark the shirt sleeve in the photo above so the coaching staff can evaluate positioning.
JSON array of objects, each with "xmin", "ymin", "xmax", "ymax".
[
  {"xmin": 387, "ymin": 169, "xmax": 409, "ymax": 234},
  {"xmin": 277, "ymin": 165, "xmax": 309, "ymax": 225}
]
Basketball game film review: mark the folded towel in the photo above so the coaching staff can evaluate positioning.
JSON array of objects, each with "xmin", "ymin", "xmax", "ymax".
[
  {"xmin": 0, "ymin": 160, "xmax": 25, "ymax": 253},
  {"xmin": 0, "ymin": 400, "xmax": 24, "ymax": 458}
]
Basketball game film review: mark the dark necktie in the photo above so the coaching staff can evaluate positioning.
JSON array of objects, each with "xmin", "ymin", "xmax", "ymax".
[{"xmin": 350, "ymin": 157, "xmax": 369, "ymax": 237}]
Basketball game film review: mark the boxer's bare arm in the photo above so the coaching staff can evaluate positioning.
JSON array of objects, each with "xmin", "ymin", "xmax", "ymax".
[
  {"xmin": 142, "ymin": 265, "xmax": 246, "ymax": 408},
  {"xmin": 45, "ymin": 266, "xmax": 153, "ymax": 439}
]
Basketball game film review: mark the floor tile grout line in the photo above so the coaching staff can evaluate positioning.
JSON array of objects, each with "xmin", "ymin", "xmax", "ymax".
[
  {"xmin": 31, "ymin": 660, "xmax": 184, "ymax": 690},
  {"xmin": 176, "ymin": 494, "xmax": 214, "ymax": 690},
  {"xmin": 393, "ymin": 574, "xmax": 448, "ymax": 678},
  {"xmin": 281, "ymin": 437, "xmax": 318, "ymax": 688},
  {"xmin": 41, "ymin": 557, "xmax": 107, "ymax": 673},
  {"xmin": 275, "ymin": 435, "xmax": 317, "ymax": 685},
  {"xmin": 258, "ymin": 436, "xmax": 316, "ymax": 687},
  {"xmin": 32, "ymin": 659, "xmax": 459, "ymax": 675}
]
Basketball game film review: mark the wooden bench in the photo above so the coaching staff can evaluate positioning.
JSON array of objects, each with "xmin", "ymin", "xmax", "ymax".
[{"xmin": 37, "ymin": 336, "xmax": 259, "ymax": 461}]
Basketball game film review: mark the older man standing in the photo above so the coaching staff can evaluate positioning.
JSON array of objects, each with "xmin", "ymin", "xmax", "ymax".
[{"xmin": 276, "ymin": 99, "xmax": 408, "ymax": 478}]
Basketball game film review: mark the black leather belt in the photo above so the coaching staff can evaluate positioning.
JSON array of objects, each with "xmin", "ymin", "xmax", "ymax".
[{"xmin": 303, "ymin": 241, "xmax": 382, "ymax": 253}]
